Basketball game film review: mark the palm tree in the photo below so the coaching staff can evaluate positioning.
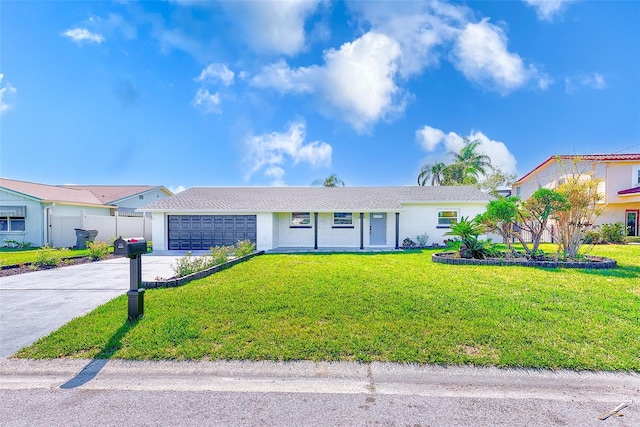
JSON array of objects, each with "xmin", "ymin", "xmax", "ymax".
[
  {"xmin": 312, "ymin": 174, "xmax": 345, "ymax": 187},
  {"xmin": 450, "ymin": 138, "xmax": 492, "ymax": 181},
  {"xmin": 417, "ymin": 162, "xmax": 447, "ymax": 186}
]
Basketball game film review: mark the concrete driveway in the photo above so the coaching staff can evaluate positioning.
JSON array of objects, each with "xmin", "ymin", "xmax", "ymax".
[{"xmin": 0, "ymin": 255, "xmax": 178, "ymax": 357}]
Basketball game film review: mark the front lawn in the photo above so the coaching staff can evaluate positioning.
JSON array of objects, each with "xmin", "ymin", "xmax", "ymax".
[{"xmin": 16, "ymin": 245, "xmax": 640, "ymax": 371}]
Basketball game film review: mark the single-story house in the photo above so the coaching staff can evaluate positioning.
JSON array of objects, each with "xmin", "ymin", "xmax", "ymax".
[
  {"xmin": 512, "ymin": 154, "xmax": 640, "ymax": 236},
  {"xmin": 140, "ymin": 186, "xmax": 492, "ymax": 252},
  {"xmin": 0, "ymin": 178, "xmax": 171, "ymax": 247}
]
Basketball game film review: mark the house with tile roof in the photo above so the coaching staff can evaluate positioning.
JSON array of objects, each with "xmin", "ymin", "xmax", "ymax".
[
  {"xmin": 0, "ymin": 178, "xmax": 171, "ymax": 247},
  {"xmin": 140, "ymin": 186, "xmax": 492, "ymax": 252},
  {"xmin": 512, "ymin": 154, "xmax": 640, "ymax": 237}
]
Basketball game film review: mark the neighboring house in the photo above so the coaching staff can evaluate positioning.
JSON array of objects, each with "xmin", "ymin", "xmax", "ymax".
[
  {"xmin": 140, "ymin": 186, "xmax": 491, "ymax": 253},
  {"xmin": 0, "ymin": 179, "xmax": 172, "ymax": 247},
  {"xmin": 62, "ymin": 185, "xmax": 172, "ymax": 216},
  {"xmin": 1, "ymin": 178, "xmax": 113, "ymax": 247},
  {"xmin": 512, "ymin": 154, "xmax": 640, "ymax": 237}
]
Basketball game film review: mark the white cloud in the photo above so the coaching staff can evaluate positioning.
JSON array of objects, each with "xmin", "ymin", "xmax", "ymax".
[
  {"xmin": 251, "ymin": 32, "xmax": 404, "ymax": 133},
  {"xmin": 243, "ymin": 120, "xmax": 332, "ymax": 184},
  {"xmin": 192, "ymin": 88, "xmax": 221, "ymax": 114},
  {"xmin": 0, "ymin": 74, "xmax": 17, "ymax": 114},
  {"xmin": 250, "ymin": 60, "xmax": 317, "ymax": 94},
  {"xmin": 416, "ymin": 125, "xmax": 445, "ymax": 152},
  {"xmin": 192, "ymin": 63, "xmax": 236, "ymax": 114},
  {"xmin": 565, "ymin": 72, "xmax": 607, "ymax": 93},
  {"xmin": 524, "ymin": 0, "xmax": 574, "ymax": 22},
  {"xmin": 196, "ymin": 63, "xmax": 235, "ymax": 86},
  {"xmin": 451, "ymin": 19, "xmax": 549, "ymax": 94},
  {"xmin": 61, "ymin": 28, "xmax": 105, "ymax": 44},
  {"xmin": 349, "ymin": 1, "xmax": 465, "ymax": 78},
  {"xmin": 350, "ymin": 3, "xmax": 550, "ymax": 95},
  {"xmin": 222, "ymin": 0, "xmax": 321, "ymax": 55},
  {"xmin": 416, "ymin": 124, "xmax": 518, "ymax": 175}
]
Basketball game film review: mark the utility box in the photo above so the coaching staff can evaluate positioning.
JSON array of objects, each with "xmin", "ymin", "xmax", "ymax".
[{"xmin": 74, "ymin": 228, "xmax": 98, "ymax": 249}]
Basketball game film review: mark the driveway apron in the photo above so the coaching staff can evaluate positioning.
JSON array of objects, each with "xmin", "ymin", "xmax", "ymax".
[{"xmin": 0, "ymin": 255, "xmax": 178, "ymax": 357}]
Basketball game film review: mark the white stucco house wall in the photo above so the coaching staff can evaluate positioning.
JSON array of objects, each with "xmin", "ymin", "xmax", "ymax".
[
  {"xmin": 512, "ymin": 154, "xmax": 640, "ymax": 237},
  {"xmin": 140, "ymin": 186, "xmax": 492, "ymax": 253}
]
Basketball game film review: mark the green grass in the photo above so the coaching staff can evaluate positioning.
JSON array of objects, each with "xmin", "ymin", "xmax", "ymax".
[
  {"xmin": 16, "ymin": 245, "xmax": 640, "ymax": 371},
  {"xmin": 0, "ymin": 247, "xmax": 91, "ymax": 267}
]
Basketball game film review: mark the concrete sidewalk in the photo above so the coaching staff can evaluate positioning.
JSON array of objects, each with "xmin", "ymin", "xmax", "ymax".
[{"xmin": 0, "ymin": 255, "xmax": 179, "ymax": 357}]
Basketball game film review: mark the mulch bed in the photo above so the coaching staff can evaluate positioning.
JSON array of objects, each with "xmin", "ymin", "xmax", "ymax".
[{"xmin": 0, "ymin": 254, "xmax": 124, "ymax": 277}]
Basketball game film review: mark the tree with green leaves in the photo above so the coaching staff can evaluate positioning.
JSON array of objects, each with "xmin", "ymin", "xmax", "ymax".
[
  {"xmin": 475, "ymin": 166, "xmax": 518, "ymax": 197},
  {"xmin": 476, "ymin": 196, "xmax": 520, "ymax": 249},
  {"xmin": 450, "ymin": 138, "xmax": 492, "ymax": 181},
  {"xmin": 417, "ymin": 138, "xmax": 494, "ymax": 187},
  {"xmin": 417, "ymin": 162, "xmax": 447, "ymax": 186},
  {"xmin": 312, "ymin": 174, "xmax": 345, "ymax": 187},
  {"xmin": 517, "ymin": 188, "xmax": 570, "ymax": 255}
]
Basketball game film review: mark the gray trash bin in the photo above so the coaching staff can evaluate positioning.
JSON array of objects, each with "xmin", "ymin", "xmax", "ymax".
[{"xmin": 74, "ymin": 228, "xmax": 99, "ymax": 249}]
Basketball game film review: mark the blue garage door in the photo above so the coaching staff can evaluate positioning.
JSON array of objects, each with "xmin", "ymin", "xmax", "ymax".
[{"xmin": 168, "ymin": 215, "xmax": 257, "ymax": 250}]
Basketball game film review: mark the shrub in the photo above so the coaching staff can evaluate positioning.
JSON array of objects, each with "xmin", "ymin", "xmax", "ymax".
[
  {"xmin": 402, "ymin": 238, "xmax": 416, "ymax": 247},
  {"xmin": 600, "ymin": 222, "xmax": 626, "ymax": 244},
  {"xmin": 172, "ymin": 252, "xmax": 215, "ymax": 278},
  {"xmin": 624, "ymin": 236, "xmax": 640, "ymax": 243},
  {"xmin": 209, "ymin": 245, "xmax": 229, "ymax": 265},
  {"xmin": 415, "ymin": 233, "xmax": 429, "ymax": 247},
  {"xmin": 33, "ymin": 245, "xmax": 69, "ymax": 268},
  {"xmin": 584, "ymin": 223, "xmax": 626, "ymax": 244},
  {"xmin": 583, "ymin": 229, "xmax": 602, "ymax": 244},
  {"xmin": 233, "ymin": 240, "xmax": 255, "ymax": 257},
  {"xmin": 86, "ymin": 241, "xmax": 110, "ymax": 260}
]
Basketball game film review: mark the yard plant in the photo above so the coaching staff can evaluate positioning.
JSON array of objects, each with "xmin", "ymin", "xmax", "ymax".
[{"xmin": 17, "ymin": 245, "xmax": 640, "ymax": 371}]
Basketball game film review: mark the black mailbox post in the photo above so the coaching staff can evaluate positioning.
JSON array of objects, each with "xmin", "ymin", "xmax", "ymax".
[{"xmin": 125, "ymin": 238, "xmax": 146, "ymax": 320}]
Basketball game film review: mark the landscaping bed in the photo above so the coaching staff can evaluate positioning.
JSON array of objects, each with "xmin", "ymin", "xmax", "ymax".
[
  {"xmin": 0, "ymin": 253, "xmax": 123, "ymax": 277},
  {"xmin": 432, "ymin": 252, "xmax": 617, "ymax": 268}
]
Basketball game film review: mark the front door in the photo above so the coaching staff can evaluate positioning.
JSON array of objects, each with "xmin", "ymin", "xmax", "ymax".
[
  {"xmin": 370, "ymin": 213, "xmax": 386, "ymax": 245},
  {"xmin": 626, "ymin": 210, "xmax": 638, "ymax": 236}
]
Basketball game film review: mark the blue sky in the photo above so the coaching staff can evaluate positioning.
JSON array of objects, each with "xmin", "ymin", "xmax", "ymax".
[{"xmin": 1, "ymin": 0, "xmax": 639, "ymax": 193}]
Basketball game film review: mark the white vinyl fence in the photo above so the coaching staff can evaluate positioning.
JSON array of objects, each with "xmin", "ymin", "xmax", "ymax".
[{"xmin": 50, "ymin": 213, "xmax": 152, "ymax": 248}]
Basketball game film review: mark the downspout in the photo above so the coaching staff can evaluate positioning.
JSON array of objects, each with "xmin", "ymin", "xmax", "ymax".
[
  {"xmin": 44, "ymin": 205, "xmax": 52, "ymax": 246},
  {"xmin": 314, "ymin": 212, "xmax": 318, "ymax": 250},
  {"xmin": 359, "ymin": 213, "xmax": 364, "ymax": 250}
]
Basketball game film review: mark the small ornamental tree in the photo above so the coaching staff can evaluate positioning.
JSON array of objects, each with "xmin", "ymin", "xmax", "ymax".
[
  {"xmin": 516, "ymin": 188, "xmax": 570, "ymax": 256},
  {"xmin": 555, "ymin": 173, "xmax": 604, "ymax": 257},
  {"xmin": 476, "ymin": 196, "xmax": 519, "ymax": 249}
]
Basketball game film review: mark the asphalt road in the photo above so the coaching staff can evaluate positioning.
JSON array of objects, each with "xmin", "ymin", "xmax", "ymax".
[
  {"xmin": 1, "ymin": 358, "xmax": 638, "ymax": 426},
  {"xmin": 0, "ymin": 255, "xmax": 178, "ymax": 357}
]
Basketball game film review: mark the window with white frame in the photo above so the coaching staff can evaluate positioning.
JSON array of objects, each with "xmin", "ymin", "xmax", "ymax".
[
  {"xmin": 333, "ymin": 212, "xmax": 353, "ymax": 227},
  {"xmin": 291, "ymin": 212, "xmax": 311, "ymax": 227},
  {"xmin": 637, "ymin": 169, "xmax": 640, "ymax": 185},
  {"xmin": 515, "ymin": 186, "xmax": 521, "ymax": 196},
  {"xmin": 437, "ymin": 210, "xmax": 458, "ymax": 228},
  {"xmin": 0, "ymin": 206, "xmax": 26, "ymax": 232}
]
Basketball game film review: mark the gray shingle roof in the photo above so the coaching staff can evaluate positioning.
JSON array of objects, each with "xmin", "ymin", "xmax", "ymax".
[{"xmin": 140, "ymin": 186, "xmax": 490, "ymax": 212}]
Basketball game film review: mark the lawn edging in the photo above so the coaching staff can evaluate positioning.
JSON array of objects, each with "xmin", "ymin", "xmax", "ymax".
[
  {"xmin": 431, "ymin": 252, "xmax": 617, "ymax": 269},
  {"xmin": 142, "ymin": 250, "xmax": 265, "ymax": 289}
]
